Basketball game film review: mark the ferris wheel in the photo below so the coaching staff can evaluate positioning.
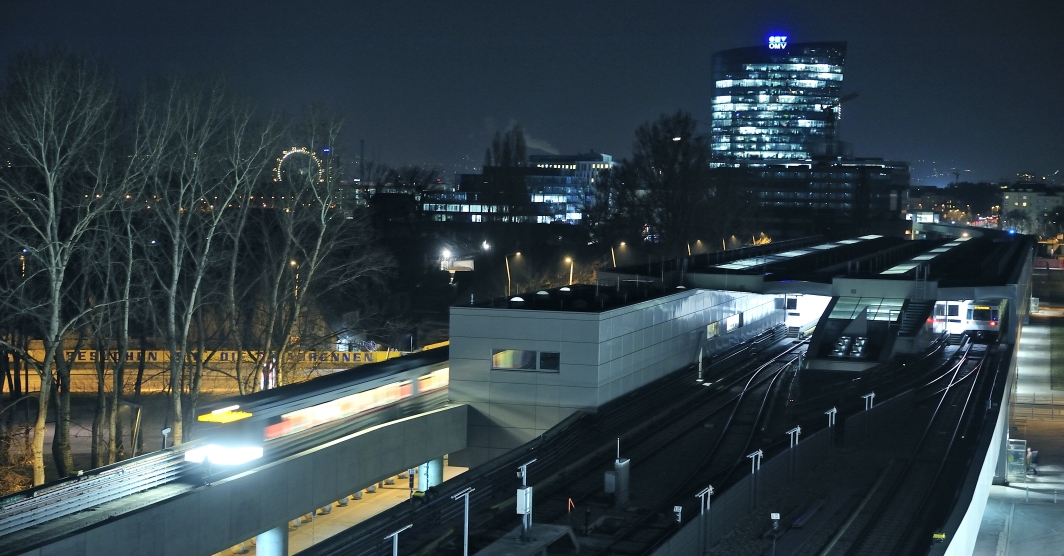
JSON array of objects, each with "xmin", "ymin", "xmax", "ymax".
[{"xmin": 273, "ymin": 147, "xmax": 324, "ymax": 183}]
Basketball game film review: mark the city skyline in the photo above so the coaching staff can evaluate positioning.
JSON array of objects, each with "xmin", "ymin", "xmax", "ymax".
[{"xmin": 2, "ymin": 0, "xmax": 1061, "ymax": 185}]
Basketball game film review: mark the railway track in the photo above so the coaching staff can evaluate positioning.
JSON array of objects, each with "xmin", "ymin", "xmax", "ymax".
[
  {"xmin": 596, "ymin": 349, "xmax": 800, "ymax": 555},
  {"xmin": 815, "ymin": 340, "xmax": 991, "ymax": 556},
  {"xmin": 301, "ymin": 326, "xmax": 803, "ymax": 555}
]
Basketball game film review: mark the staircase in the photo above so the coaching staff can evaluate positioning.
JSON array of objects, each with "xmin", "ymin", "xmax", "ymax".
[{"xmin": 898, "ymin": 301, "xmax": 935, "ymax": 337}]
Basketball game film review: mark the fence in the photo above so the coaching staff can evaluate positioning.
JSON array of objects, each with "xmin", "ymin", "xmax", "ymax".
[{"xmin": 1012, "ymin": 392, "xmax": 1064, "ymax": 405}]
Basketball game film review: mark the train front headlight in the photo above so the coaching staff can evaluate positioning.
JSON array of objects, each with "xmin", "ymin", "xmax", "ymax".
[{"xmin": 184, "ymin": 444, "xmax": 264, "ymax": 465}]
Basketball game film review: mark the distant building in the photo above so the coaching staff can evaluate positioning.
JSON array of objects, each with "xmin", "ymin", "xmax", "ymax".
[
  {"xmin": 905, "ymin": 186, "xmax": 951, "ymax": 214},
  {"xmin": 1002, "ymin": 183, "xmax": 1062, "ymax": 233},
  {"xmin": 422, "ymin": 152, "xmax": 614, "ymax": 224},
  {"xmin": 729, "ymin": 158, "xmax": 909, "ymax": 237},
  {"xmin": 711, "ymin": 39, "xmax": 847, "ymax": 162},
  {"xmin": 743, "ymin": 158, "xmax": 907, "ymax": 213}
]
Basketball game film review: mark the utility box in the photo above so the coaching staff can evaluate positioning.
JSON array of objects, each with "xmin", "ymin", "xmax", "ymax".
[
  {"xmin": 613, "ymin": 458, "xmax": 630, "ymax": 505},
  {"xmin": 516, "ymin": 486, "xmax": 533, "ymax": 515}
]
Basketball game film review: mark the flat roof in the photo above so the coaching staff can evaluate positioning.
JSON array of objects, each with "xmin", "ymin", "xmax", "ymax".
[
  {"xmin": 602, "ymin": 229, "xmax": 1033, "ymax": 291},
  {"xmin": 468, "ymin": 283, "xmax": 697, "ymax": 313}
]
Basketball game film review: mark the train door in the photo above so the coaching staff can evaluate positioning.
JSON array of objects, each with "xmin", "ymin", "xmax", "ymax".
[{"xmin": 946, "ymin": 302, "xmax": 965, "ymax": 335}]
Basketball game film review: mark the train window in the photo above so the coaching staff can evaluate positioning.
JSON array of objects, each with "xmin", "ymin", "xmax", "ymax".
[
  {"xmin": 492, "ymin": 349, "xmax": 537, "ymax": 370},
  {"xmin": 786, "ymin": 297, "xmax": 798, "ymax": 310},
  {"xmin": 725, "ymin": 313, "xmax": 743, "ymax": 332},
  {"xmin": 539, "ymin": 352, "xmax": 560, "ymax": 371},
  {"xmin": 947, "ymin": 305, "xmax": 959, "ymax": 317}
]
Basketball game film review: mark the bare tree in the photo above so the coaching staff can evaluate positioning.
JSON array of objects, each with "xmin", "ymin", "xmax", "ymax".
[
  {"xmin": 138, "ymin": 80, "xmax": 245, "ymax": 445},
  {"xmin": 0, "ymin": 49, "xmax": 120, "ymax": 483},
  {"xmin": 591, "ymin": 112, "xmax": 754, "ymax": 256},
  {"xmin": 217, "ymin": 111, "xmax": 281, "ymax": 395},
  {"xmin": 249, "ymin": 110, "xmax": 392, "ymax": 386}
]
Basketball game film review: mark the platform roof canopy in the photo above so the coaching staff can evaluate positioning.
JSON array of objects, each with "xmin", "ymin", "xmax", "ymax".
[{"xmin": 596, "ymin": 228, "xmax": 1032, "ymax": 295}]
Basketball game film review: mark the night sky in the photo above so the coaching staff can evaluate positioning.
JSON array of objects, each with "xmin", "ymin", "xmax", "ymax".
[{"xmin": 3, "ymin": 0, "xmax": 1061, "ymax": 185}]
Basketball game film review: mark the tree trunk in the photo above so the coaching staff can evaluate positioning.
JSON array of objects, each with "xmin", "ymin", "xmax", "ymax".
[
  {"xmin": 31, "ymin": 371, "xmax": 51, "ymax": 485},
  {"xmin": 91, "ymin": 341, "xmax": 106, "ymax": 469},
  {"xmin": 108, "ymin": 354, "xmax": 125, "ymax": 464},
  {"xmin": 51, "ymin": 357, "xmax": 74, "ymax": 477}
]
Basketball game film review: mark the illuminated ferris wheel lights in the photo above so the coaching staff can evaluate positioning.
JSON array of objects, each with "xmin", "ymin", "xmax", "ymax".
[{"xmin": 273, "ymin": 146, "xmax": 325, "ymax": 183}]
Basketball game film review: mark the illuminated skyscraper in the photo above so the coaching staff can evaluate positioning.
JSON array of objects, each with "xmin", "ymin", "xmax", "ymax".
[{"xmin": 711, "ymin": 39, "xmax": 847, "ymax": 162}]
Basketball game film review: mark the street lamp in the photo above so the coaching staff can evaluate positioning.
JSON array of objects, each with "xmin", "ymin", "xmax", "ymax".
[
  {"xmin": 611, "ymin": 242, "xmax": 627, "ymax": 268},
  {"xmin": 505, "ymin": 252, "xmax": 521, "ymax": 296},
  {"xmin": 565, "ymin": 257, "xmax": 574, "ymax": 285},
  {"xmin": 290, "ymin": 260, "xmax": 299, "ymax": 300}
]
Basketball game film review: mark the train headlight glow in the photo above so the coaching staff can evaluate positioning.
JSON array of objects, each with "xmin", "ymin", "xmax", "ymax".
[{"xmin": 184, "ymin": 444, "xmax": 264, "ymax": 465}]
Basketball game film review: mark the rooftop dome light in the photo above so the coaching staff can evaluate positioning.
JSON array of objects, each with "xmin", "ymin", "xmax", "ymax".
[
  {"xmin": 510, "ymin": 296, "xmax": 525, "ymax": 302},
  {"xmin": 536, "ymin": 291, "xmax": 550, "ymax": 296},
  {"xmin": 560, "ymin": 287, "xmax": 571, "ymax": 292}
]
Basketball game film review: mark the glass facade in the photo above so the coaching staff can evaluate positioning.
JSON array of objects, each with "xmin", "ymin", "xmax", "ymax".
[
  {"xmin": 711, "ymin": 42, "xmax": 847, "ymax": 161},
  {"xmin": 425, "ymin": 153, "xmax": 614, "ymax": 224}
]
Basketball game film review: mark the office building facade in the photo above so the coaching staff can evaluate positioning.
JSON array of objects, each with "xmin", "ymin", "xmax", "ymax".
[
  {"xmin": 423, "ymin": 152, "xmax": 614, "ymax": 224},
  {"xmin": 711, "ymin": 40, "xmax": 847, "ymax": 162}
]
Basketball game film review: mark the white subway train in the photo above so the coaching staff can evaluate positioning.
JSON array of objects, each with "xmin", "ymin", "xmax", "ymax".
[
  {"xmin": 188, "ymin": 347, "xmax": 450, "ymax": 464},
  {"xmin": 933, "ymin": 300, "xmax": 1003, "ymax": 338}
]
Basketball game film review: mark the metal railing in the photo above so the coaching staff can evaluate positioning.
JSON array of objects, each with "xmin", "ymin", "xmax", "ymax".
[
  {"xmin": 0, "ymin": 446, "xmax": 194, "ymax": 538},
  {"xmin": 1013, "ymin": 392, "xmax": 1064, "ymax": 406}
]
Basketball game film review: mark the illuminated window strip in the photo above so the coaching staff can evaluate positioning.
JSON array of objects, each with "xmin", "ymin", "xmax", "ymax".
[
  {"xmin": 713, "ymin": 236, "xmax": 880, "ymax": 270},
  {"xmin": 880, "ymin": 236, "xmax": 973, "ymax": 275}
]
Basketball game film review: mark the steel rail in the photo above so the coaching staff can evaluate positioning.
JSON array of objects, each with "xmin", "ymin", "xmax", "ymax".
[
  {"xmin": 839, "ymin": 343, "xmax": 987, "ymax": 556},
  {"xmin": 594, "ymin": 348, "xmax": 802, "ymax": 555},
  {"xmin": 300, "ymin": 327, "xmax": 795, "ymax": 556}
]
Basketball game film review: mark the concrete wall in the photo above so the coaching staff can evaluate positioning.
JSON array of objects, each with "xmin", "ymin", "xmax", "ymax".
[
  {"xmin": 449, "ymin": 289, "xmax": 782, "ymax": 466},
  {"xmin": 13, "ymin": 405, "xmax": 467, "ymax": 556}
]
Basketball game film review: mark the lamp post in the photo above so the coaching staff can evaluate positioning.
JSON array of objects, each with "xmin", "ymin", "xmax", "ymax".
[
  {"xmin": 611, "ymin": 242, "xmax": 626, "ymax": 268},
  {"xmin": 505, "ymin": 252, "xmax": 521, "ymax": 296},
  {"xmin": 290, "ymin": 260, "xmax": 299, "ymax": 300},
  {"xmin": 566, "ymin": 257, "xmax": 574, "ymax": 285}
]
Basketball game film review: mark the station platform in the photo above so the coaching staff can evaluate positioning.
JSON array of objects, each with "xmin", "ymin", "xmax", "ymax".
[
  {"xmin": 211, "ymin": 464, "xmax": 467, "ymax": 556},
  {"xmin": 973, "ymin": 314, "xmax": 1064, "ymax": 555}
]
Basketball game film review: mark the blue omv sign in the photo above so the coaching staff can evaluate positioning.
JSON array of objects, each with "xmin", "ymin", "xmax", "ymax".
[{"xmin": 768, "ymin": 35, "xmax": 788, "ymax": 50}]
